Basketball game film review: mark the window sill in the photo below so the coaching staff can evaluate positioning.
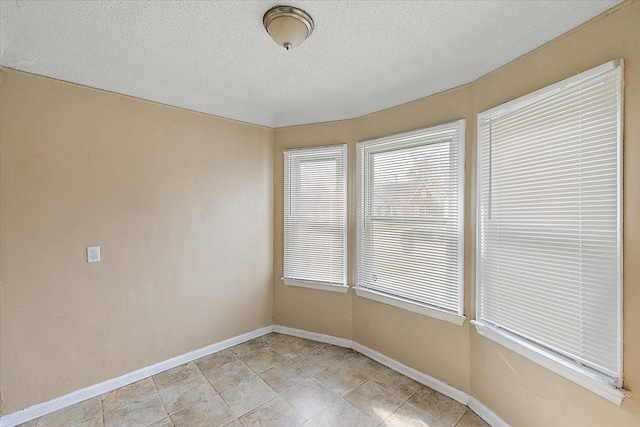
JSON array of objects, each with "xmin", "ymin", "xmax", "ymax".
[
  {"xmin": 471, "ymin": 320, "xmax": 627, "ymax": 405},
  {"xmin": 281, "ymin": 278, "xmax": 349, "ymax": 293},
  {"xmin": 354, "ymin": 287, "xmax": 466, "ymax": 326}
]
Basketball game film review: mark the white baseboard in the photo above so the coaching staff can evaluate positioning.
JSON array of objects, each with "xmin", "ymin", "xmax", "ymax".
[
  {"xmin": 271, "ymin": 325, "xmax": 466, "ymax": 404},
  {"xmin": 273, "ymin": 324, "xmax": 510, "ymax": 427},
  {"xmin": 468, "ymin": 397, "xmax": 511, "ymax": 427},
  {"xmin": 272, "ymin": 325, "xmax": 353, "ymax": 348},
  {"xmin": 0, "ymin": 325, "xmax": 273, "ymax": 427},
  {"xmin": 1, "ymin": 324, "xmax": 510, "ymax": 427},
  {"xmin": 351, "ymin": 341, "xmax": 469, "ymax": 405}
]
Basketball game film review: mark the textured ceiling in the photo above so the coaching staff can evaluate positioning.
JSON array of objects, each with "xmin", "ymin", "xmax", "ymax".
[{"xmin": 0, "ymin": 1, "xmax": 622, "ymax": 127}]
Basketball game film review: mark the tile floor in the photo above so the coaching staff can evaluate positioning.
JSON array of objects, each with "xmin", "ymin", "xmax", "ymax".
[{"xmin": 19, "ymin": 333, "xmax": 490, "ymax": 427}]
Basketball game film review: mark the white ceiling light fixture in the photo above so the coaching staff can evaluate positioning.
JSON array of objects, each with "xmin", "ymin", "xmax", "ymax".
[{"xmin": 263, "ymin": 5, "xmax": 314, "ymax": 50}]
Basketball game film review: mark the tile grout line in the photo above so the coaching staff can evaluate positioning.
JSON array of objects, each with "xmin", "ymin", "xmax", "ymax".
[
  {"xmin": 235, "ymin": 337, "xmax": 330, "ymax": 384},
  {"xmin": 304, "ymin": 351, "xmax": 420, "ymax": 425},
  {"xmin": 369, "ymin": 368, "xmax": 424, "ymax": 402},
  {"xmin": 149, "ymin": 373, "xmax": 173, "ymax": 426},
  {"xmin": 311, "ymin": 352, "xmax": 377, "ymax": 393},
  {"xmin": 99, "ymin": 396, "xmax": 105, "ymax": 427},
  {"xmin": 342, "ymin": 396, "xmax": 379, "ymax": 424},
  {"xmin": 192, "ymin": 358, "xmax": 240, "ymax": 425},
  {"xmin": 197, "ymin": 342, "xmax": 281, "ymax": 421},
  {"xmin": 452, "ymin": 402, "xmax": 468, "ymax": 427},
  {"xmin": 237, "ymin": 392, "xmax": 299, "ymax": 424},
  {"xmin": 245, "ymin": 337, "xmax": 324, "ymax": 365},
  {"xmin": 224, "ymin": 335, "xmax": 344, "ymax": 424},
  {"xmin": 370, "ymin": 376, "xmax": 421, "ymax": 426},
  {"xmin": 260, "ymin": 341, "xmax": 334, "ymax": 423},
  {"xmin": 157, "ymin": 362, "xmax": 241, "ymax": 425},
  {"xmin": 294, "ymin": 344, "xmax": 359, "ymax": 378},
  {"xmin": 297, "ymin": 348, "xmax": 382, "ymax": 423},
  {"xmin": 259, "ymin": 361, "xmax": 312, "ymax": 395}
]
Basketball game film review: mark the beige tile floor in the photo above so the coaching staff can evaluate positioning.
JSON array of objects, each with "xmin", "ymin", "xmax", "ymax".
[{"xmin": 19, "ymin": 333, "xmax": 490, "ymax": 427}]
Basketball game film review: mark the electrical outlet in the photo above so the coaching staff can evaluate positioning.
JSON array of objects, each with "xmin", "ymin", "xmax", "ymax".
[{"xmin": 87, "ymin": 246, "xmax": 101, "ymax": 263}]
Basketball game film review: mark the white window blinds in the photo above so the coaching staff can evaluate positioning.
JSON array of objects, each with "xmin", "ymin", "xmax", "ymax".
[
  {"xmin": 356, "ymin": 121, "xmax": 465, "ymax": 316},
  {"xmin": 284, "ymin": 145, "xmax": 347, "ymax": 287},
  {"xmin": 476, "ymin": 60, "xmax": 623, "ymax": 386}
]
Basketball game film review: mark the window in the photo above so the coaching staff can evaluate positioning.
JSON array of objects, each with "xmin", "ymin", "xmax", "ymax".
[
  {"xmin": 283, "ymin": 145, "xmax": 347, "ymax": 292},
  {"xmin": 475, "ymin": 60, "xmax": 624, "ymax": 403},
  {"xmin": 356, "ymin": 121, "xmax": 465, "ymax": 324}
]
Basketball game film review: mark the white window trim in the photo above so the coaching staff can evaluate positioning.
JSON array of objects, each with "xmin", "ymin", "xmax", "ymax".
[
  {"xmin": 355, "ymin": 287, "xmax": 466, "ymax": 325},
  {"xmin": 471, "ymin": 320, "xmax": 627, "ymax": 405},
  {"xmin": 355, "ymin": 120, "xmax": 466, "ymax": 323},
  {"xmin": 474, "ymin": 59, "xmax": 626, "ymax": 404},
  {"xmin": 477, "ymin": 60, "xmax": 622, "ymax": 120},
  {"xmin": 282, "ymin": 278, "xmax": 349, "ymax": 293},
  {"xmin": 283, "ymin": 144, "xmax": 348, "ymax": 291}
]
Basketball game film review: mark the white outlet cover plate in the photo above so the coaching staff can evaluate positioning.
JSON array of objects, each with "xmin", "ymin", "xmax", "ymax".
[{"xmin": 87, "ymin": 246, "xmax": 101, "ymax": 263}]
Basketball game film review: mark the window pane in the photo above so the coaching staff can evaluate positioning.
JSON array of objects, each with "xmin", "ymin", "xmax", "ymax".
[
  {"xmin": 357, "ymin": 122, "xmax": 464, "ymax": 315},
  {"xmin": 477, "ymin": 62, "xmax": 622, "ymax": 383},
  {"xmin": 284, "ymin": 145, "xmax": 346, "ymax": 286},
  {"xmin": 372, "ymin": 142, "xmax": 453, "ymax": 219}
]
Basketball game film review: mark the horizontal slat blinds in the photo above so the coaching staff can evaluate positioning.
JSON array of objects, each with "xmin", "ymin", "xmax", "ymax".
[
  {"xmin": 284, "ymin": 145, "xmax": 347, "ymax": 286},
  {"xmin": 357, "ymin": 121, "xmax": 465, "ymax": 314},
  {"xmin": 477, "ymin": 61, "xmax": 623, "ymax": 384}
]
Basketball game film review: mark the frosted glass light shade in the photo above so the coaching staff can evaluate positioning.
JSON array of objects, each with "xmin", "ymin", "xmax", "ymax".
[{"xmin": 263, "ymin": 6, "xmax": 314, "ymax": 50}]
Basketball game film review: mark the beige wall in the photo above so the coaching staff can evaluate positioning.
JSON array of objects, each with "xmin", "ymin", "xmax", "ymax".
[
  {"xmin": 0, "ymin": 70, "xmax": 274, "ymax": 414},
  {"xmin": 273, "ymin": 120, "xmax": 355, "ymax": 340},
  {"xmin": 274, "ymin": 1, "xmax": 640, "ymax": 426}
]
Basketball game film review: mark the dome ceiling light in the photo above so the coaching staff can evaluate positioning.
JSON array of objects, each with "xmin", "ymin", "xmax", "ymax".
[{"xmin": 263, "ymin": 5, "xmax": 314, "ymax": 50}]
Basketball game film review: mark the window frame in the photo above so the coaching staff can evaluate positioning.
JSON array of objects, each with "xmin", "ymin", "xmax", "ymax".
[
  {"xmin": 282, "ymin": 144, "xmax": 348, "ymax": 293},
  {"xmin": 473, "ymin": 59, "xmax": 626, "ymax": 404},
  {"xmin": 355, "ymin": 120, "xmax": 466, "ymax": 325}
]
